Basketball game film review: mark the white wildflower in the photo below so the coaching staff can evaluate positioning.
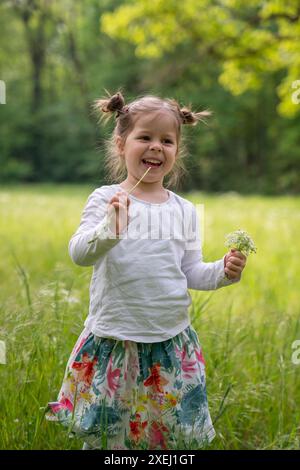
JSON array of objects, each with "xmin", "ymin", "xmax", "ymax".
[{"xmin": 225, "ymin": 229, "xmax": 257, "ymax": 256}]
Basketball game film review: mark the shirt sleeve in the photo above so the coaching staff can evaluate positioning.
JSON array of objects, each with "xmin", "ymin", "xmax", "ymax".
[
  {"xmin": 181, "ymin": 204, "xmax": 240, "ymax": 290},
  {"xmin": 68, "ymin": 188, "xmax": 121, "ymax": 266}
]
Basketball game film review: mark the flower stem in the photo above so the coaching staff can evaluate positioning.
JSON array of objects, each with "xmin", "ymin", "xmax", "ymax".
[{"xmin": 126, "ymin": 167, "xmax": 152, "ymax": 195}]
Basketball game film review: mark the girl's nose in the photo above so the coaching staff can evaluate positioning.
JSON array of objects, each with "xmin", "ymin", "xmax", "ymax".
[{"xmin": 149, "ymin": 142, "xmax": 162, "ymax": 152}]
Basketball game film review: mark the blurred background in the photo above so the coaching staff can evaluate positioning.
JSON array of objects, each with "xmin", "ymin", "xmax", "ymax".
[{"xmin": 1, "ymin": 0, "xmax": 299, "ymax": 194}]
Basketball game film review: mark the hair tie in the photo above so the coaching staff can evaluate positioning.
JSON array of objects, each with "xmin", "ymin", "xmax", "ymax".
[
  {"xmin": 116, "ymin": 105, "xmax": 129, "ymax": 118},
  {"xmin": 180, "ymin": 109, "xmax": 193, "ymax": 125}
]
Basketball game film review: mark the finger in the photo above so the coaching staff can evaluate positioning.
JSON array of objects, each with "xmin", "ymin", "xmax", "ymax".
[
  {"xmin": 226, "ymin": 262, "xmax": 241, "ymax": 273},
  {"xmin": 110, "ymin": 202, "xmax": 127, "ymax": 211},
  {"xmin": 227, "ymin": 257, "xmax": 238, "ymax": 266},
  {"xmin": 109, "ymin": 196, "xmax": 119, "ymax": 205},
  {"xmin": 109, "ymin": 194, "xmax": 125, "ymax": 203},
  {"xmin": 234, "ymin": 251, "xmax": 247, "ymax": 261},
  {"xmin": 225, "ymin": 267, "xmax": 236, "ymax": 278},
  {"xmin": 236, "ymin": 258, "xmax": 246, "ymax": 267},
  {"xmin": 113, "ymin": 196, "xmax": 129, "ymax": 207},
  {"xmin": 228, "ymin": 256, "xmax": 245, "ymax": 266},
  {"xmin": 227, "ymin": 258, "xmax": 243, "ymax": 269},
  {"xmin": 225, "ymin": 268, "xmax": 241, "ymax": 279}
]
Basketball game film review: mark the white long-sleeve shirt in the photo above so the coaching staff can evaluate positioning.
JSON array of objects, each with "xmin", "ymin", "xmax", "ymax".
[{"xmin": 69, "ymin": 184, "xmax": 239, "ymax": 342}]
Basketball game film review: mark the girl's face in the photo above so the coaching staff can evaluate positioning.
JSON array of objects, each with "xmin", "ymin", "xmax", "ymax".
[{"xmin": 116, "ymin": 111, "xmax": 178, "ymax": 187}]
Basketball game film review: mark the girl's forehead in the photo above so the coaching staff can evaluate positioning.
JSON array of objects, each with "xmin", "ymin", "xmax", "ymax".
[{"xmin": 133, "ymin": 111, "xmax": 178, "ymax": 133}]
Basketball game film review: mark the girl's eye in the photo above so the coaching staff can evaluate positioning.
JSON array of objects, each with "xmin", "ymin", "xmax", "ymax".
[{"xmin": 137, "ymin": 136, "xmax": 174, "ymax": 144}]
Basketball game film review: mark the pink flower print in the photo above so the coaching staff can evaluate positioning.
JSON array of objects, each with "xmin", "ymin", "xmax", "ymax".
[
  {"xmin": 71, "ymin": 352, "xmax": 98, "ymax": 386},
  {"xmin": 195, "ymin": 347, "xmax": 205, "ymax": 365},
  {"xmin": 49, "ymin": 393, "xmax": 74, "ymax": 413},
  {"xmin": 149, "ymin": 421, "xmax": 169, "ymax": 450},
  {"xmin": 105, "ymin": 356, "xmax": 121, "ymax": 397},
  {"xmin": 177, "ymin": 345, "xmax": 197, "ymax": 379}
]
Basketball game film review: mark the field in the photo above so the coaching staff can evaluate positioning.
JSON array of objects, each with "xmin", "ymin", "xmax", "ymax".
[{"xmin": 0, "ymin": 185, "xmax": 299, "ymax": 450}]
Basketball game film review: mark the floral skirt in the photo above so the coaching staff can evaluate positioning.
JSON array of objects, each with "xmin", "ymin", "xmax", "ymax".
[{"xmin": 46, "ymin": 325, "xmax": 215, "ymax": 450}]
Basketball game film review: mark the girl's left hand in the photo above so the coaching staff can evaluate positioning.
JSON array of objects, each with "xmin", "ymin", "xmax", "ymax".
[{"xmin": 224, "ymin": 249, "xmax": 247, "ymax": 280}]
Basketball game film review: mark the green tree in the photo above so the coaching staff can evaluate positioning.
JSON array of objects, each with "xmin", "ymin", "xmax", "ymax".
[
  {"xmin": 101, "ymin": 0, "xmax": 300, "ymax": 117},
  {"xmin": 0, "ymin": 0, "xmax": 144, "ymax": 183}
]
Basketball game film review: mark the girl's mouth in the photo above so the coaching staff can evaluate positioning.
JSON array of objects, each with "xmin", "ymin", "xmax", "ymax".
[{"xmin": 142, "ymin": 159, "xmax": 162, "ymax": 168}]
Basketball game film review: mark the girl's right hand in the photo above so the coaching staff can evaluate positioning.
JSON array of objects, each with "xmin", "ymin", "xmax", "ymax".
[{"xmin": 107, "ymin": 191, "xmax": 130, "ymax": 237}]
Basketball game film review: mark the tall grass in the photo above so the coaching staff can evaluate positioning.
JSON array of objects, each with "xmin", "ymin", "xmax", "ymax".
[{"xmin": 0, "ymin": 185, "xmax": 299, "ymax": 449}]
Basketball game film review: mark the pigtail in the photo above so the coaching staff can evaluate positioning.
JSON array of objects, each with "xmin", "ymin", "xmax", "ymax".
[
  {"xmin": 92, "ymin": 90, "xmax": 127, "ymax": 124},
  {"xmin": 179, "ymin": 106, "xmax": 212, "ymax": 126}
]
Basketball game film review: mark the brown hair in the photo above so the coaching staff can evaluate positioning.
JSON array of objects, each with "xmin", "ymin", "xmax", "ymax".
[{"xmin": 93, "ymin": 90, "xmax": 211, "ymax": 189}]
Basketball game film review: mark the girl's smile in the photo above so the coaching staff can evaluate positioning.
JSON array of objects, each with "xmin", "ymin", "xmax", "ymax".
[{"xmin": 141, "ymin": 158, "xmax": 163, "ymax": 168}]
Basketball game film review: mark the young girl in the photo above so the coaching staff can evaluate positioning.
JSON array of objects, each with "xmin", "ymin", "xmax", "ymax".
[{"xmin": 46, "ymin": 91, "xmax": 246, "ymax": 450}]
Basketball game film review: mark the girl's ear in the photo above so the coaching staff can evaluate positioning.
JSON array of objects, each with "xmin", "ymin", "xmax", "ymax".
[{"xmin": 116, "ymin": 135, "xmax": 124, "ymax": 156}]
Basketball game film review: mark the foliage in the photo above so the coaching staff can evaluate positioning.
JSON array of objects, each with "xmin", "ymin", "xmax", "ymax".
[
  {"xmin": 101, "ymin": 0, "xmax": 300, "ymax": 117},
  {"xmin": 0, "ymin": 0, "xmax": 299, "ymax": 193}
]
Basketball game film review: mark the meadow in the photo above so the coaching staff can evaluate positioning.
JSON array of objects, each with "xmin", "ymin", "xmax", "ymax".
[{"xmin": 0, "ymin": 184, "xmax": 299, "ymax": 450}]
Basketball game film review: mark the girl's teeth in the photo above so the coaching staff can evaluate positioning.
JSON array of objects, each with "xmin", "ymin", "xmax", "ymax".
[{"xmin": 143, "ymin": 159, "xmax": 161, "ymax": 166}]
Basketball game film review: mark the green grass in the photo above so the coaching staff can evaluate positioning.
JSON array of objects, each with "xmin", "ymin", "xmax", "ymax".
[{"xmin": 0, "ymin": 184, "xmax": 300, "ymax": 449}]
